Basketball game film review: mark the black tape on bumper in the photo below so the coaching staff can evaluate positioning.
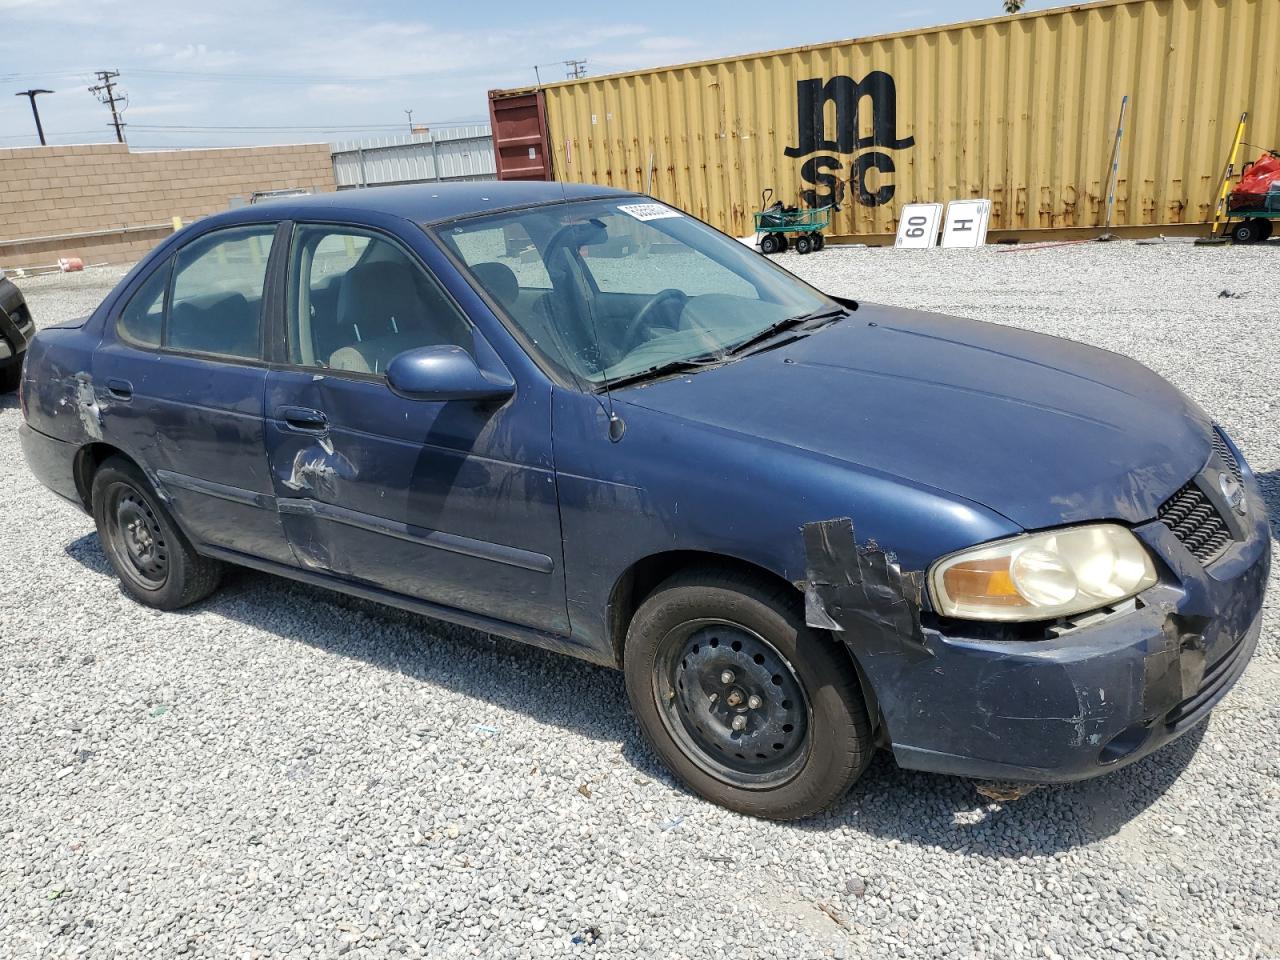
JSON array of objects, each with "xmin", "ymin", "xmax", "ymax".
[
  {"xmin": 1143, "ymin": 614, "xmax": 1209, "ymax": 717},
  {"xmin": 801, "ymin": 517, "xmax": 925, "ymax": 647}
]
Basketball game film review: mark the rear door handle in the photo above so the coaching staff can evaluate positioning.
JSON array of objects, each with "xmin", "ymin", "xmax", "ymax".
[
  {"xmin": 276, "ymin": 405, "xmax": 328, "ymax": 433},
  {"xmin": 106, "ymin": 378, "xmax": 133, "ymax": 401}
]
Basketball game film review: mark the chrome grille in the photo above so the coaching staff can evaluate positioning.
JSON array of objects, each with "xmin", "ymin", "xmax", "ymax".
[
  {"xmin": 1212, "ymin": 430, "xmax": 1242, "ymax": 482},
  {"xmin": 1157, "ymin": 482, "xmax": 1233, "ymax": 565}
]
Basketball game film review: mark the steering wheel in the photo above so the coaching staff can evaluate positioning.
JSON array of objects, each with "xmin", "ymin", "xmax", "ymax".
[{"xmin": 623, "ymin": 288, "xmax": 688, "ymax": 353}]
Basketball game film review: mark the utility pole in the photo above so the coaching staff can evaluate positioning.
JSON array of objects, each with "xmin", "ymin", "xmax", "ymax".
[
  {"xmin": 15, "ymin": 89, "xmax": 53, "ymax": 146},
  {"xmin": 404, "ymin": 108, "xmax": 414, "ymax": 133},
  {"xmin": 88, "ymin": 69, "xmax": 127, "ymax": 143},
  {"xmin": 564, "ymin": 59, "xmax": 587, "ymax": 80}
]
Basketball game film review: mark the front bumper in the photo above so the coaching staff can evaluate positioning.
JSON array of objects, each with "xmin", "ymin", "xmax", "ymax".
[{"xmin": 864, "ymin": 455, "xmax": 1271, "ymax": 784}]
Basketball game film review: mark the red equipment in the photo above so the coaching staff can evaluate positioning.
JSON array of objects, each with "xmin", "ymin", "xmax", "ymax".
[{"xmin": 1228, "ymin": 152, "xmax": 1280, "ymax": 213}]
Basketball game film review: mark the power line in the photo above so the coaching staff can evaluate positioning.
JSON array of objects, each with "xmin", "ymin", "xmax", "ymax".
[
  {"xmin": 124, "ymin": 67, "xmax": 465, "ymax": 85},
  {"xmin": 88, "ymin": 69, "xmax": 127, "ymax": 142},
  {"xmin": 0, "ymin": 130, "xmax": 106, "ymax": 141},
  {"xmin": 126, "ymin": 118, "xmax": 486, "ymax": 132}
]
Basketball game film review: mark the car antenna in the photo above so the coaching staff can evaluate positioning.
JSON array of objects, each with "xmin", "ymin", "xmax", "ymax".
[
  {"xmin": 583, "ymin": 269, "xmax": 625, "ymax": 443},
  {"xmin": 556, "ymin": 169, "xmax": 625, "ymax": 443}
]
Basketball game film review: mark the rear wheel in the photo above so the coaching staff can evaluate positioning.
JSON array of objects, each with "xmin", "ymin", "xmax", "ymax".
[
  {"xmin": 1230, "ymin": 218, "xmax": 1269, "ymax": 244},
  {"xmin": 794, "ymin": 234, "xmax": 814, "ymax": 255},
  {"xmin": 623, "ymin": 569, "xmax": 873, "ymax": 820},
  {"xmin": 758, "ymin": 234, "xmax": 781, "ymax": 254},
  {"xmin": 813, "ymin": 232, "xmax": 826, "ymax": 251},
  {"xmin": 91, "ymin": 456, "xmax": 223, "ymax": 610}
]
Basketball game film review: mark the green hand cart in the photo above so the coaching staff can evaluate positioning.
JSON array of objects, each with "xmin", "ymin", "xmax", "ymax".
[{"xmin": 753, "ymin": 189, "xmax": 832, "ymax": 255}]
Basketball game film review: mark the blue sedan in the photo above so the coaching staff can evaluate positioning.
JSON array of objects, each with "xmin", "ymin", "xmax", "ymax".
[{"xmin": 18, "ymin": 183, "xmax": 1269, "ymax": 819}]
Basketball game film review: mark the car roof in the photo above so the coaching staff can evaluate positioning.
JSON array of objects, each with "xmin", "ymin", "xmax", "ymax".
[{"xmin": 215, "ymin": 181, "xmax": 638, "ymax": 227}]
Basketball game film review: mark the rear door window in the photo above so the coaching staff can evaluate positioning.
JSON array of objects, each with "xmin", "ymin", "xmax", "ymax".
[{"xmin": 167, "ymin": 225, "xmax": 275, "ymax": 359}]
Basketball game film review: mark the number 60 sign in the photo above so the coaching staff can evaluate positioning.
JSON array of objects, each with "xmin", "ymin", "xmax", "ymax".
[{"xmin": 894, "ymin": 203, "xmax": 944, "ymax": 249}]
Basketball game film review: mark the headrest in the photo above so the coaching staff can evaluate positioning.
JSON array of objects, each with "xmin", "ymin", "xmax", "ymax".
[{"xmin": 470, "ymin": 261, "xmax": 519, "ymax": 308}]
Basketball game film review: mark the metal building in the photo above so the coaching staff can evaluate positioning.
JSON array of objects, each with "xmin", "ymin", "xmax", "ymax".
[
  {"xmin": 489, "ymin": 0, "xmax": 1279, "ymax": 241},
  {"xmin": 331, "ymin": 125, "xmax": 496, "ymax": 190}
]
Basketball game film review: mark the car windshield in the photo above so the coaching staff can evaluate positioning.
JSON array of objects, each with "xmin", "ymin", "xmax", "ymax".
[{"xmin": 434, "ymin": 198, "xmax": 834, "ymax": 386}]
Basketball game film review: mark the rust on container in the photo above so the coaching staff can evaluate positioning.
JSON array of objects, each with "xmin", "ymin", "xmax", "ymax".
[{"xmin": 489, "ymin": 0, "xmax": 1280, "ymax": 242}]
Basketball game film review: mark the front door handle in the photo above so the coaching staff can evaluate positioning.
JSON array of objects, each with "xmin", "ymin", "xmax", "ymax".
[
  {"xmin": 277, "ymin": 405, "xmax": 328, "ymax": 433},
  {"xmin": 106, "ymin": 378, "xmax": 133, "ymax": 401}
]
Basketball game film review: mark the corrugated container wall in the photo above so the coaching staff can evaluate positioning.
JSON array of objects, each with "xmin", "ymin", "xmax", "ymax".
[
  {"xmin": 492, "ymin": 0, "xmax": 1279, "ymax": 240},
  {"xmin": 331, "ymin": 127, "xmax": 495, "ymax": 190}
]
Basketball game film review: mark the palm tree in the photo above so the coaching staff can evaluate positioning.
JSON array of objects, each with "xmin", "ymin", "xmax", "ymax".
[{"xmin": 1004, "ymin": 0, "xmax": 1025, "ymax": 11}]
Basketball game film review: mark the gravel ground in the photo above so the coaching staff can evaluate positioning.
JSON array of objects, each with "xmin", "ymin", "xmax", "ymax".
[{"xmin": 3, "ymin": 241, "xmax": 1280, "ymax": 960}]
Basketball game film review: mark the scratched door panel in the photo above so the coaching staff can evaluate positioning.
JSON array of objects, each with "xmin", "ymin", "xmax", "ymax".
[
  {"xmin": 94, "ymin": 343, "xmax": 293, "ymax": 565},
  {"xmin": 263, "ymin": 369, "xmax": 567, "ymax": 635}
]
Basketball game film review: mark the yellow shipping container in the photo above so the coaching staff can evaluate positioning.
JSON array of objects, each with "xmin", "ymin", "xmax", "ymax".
[{"xmin": 490, "ymin": 0, "xmax": 1280, "ymax": 242}]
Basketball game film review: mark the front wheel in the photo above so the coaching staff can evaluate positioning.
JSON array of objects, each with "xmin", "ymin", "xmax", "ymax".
[
  {"xmin": 794, "ymin": 234, "xmax": 814, "ymax": 255},
  {"xmin": 92, "ymin": 456, "xmax": 224, "ymax": 610},
  {"xmin": 623, "ymin": 569, "xmax": 873, "ymax": 820},
  {"xmin": 758, "ymin": 234, "xmax": 781, "ymax": 254}
]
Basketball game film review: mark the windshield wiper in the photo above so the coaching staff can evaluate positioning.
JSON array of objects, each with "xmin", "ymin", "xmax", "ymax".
[
  {"xmin": 602, "ymin": 354, "xmax": 723, "ymax": 390},
  {"xmin": 724, "ymin": 305, "xmax": 850, "ymax": 358},
  {"xmin": 600, "ymin": 305, "xmax": 851, "ymax": 390}
]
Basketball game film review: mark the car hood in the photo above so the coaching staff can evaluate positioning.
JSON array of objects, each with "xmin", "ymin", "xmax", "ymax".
[{"xmin": 616, "ymin": 303, "xmax": 1212, "ymax": 529}]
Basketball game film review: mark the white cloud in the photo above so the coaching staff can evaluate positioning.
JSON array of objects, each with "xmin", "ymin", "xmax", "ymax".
[{"xmin": 0, "ymin": 0, "xmax": 784, "ymax": 147}]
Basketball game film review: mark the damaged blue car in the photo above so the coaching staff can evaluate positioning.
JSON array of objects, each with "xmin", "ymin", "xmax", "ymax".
[{"xmin": 19, "ymin": 183, "xmax": 1269, "ymax": 819}]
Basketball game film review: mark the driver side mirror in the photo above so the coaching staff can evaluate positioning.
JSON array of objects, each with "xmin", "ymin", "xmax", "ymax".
[{"xmin": 385, "ymin": 345, "xmax": 515, "ymax": 403}]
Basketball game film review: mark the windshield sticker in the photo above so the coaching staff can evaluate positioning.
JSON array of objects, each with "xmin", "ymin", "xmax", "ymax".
[{"xmin": 617, "ymin": 203, "xmax": 682, "ymax": 222}]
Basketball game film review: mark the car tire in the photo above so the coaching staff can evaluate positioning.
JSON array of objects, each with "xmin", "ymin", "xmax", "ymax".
[
  {"xmin": 623, "ymin": 568, "xmax": 873, "ymax": 820},
  {"xmin": 0, "ymin": 362, "xmax": 19, "ymax": 394},
  {"xmin": 91, "ymin": 456, "xmax": 223, "ymax": 610}
]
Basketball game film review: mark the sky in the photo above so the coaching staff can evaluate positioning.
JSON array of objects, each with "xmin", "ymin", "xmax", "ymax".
[{"xmin": 2, "ymin": 0, "xmax": 1067, "ymax": 151}]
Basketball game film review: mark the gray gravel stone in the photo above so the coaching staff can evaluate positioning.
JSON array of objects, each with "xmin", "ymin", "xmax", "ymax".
[{"xmin": 2, "ymin": 241, "xmax": 1278, "ymax": 959}]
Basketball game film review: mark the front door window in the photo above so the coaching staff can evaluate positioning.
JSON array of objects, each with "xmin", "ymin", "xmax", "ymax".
[{"xmin": 287, "ymin": 226, "xmax": 475, "ymax": 375}]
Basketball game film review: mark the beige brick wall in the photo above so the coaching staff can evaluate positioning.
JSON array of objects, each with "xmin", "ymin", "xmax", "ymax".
[{"xmin": 0, "ymin": 142, "xmax": 335, "ymax": 271}]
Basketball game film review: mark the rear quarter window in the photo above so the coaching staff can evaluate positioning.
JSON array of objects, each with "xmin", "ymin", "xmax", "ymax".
[{"xmin": 117, "ymin": 260, "xmax": 168, "ymax": 347}]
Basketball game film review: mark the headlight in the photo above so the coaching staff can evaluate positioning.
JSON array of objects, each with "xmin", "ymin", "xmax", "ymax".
[{"xmin": 929, "ymin": 524, "xmax": 1157, "ymax": 622}]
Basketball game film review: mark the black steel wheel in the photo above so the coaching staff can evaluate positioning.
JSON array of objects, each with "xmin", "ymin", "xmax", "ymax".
[
  {"xmin": 759, "ymin": 234, "xmax": 781, "ymax": 254},
  {"xmin": 624, "ymin": 568, "xmax": 873, "ymax": 820},
  {"xmin": 794, "ymin": 234, "xmax": 814, "ymax": 255},
  {"xmin": 103, "ymin": 483, "xmax": 170, "ymax": 590},
  {"xmin": 91, "ymin": 456, "xmax": 223, "ymax": 609},
  {"xmin": 1230, "ymin": 219, "xmax": 1268, "ymax": 244},
  {"xmin": 653, "ymin": 619, "xmax": 811, "ymax": 788}
]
